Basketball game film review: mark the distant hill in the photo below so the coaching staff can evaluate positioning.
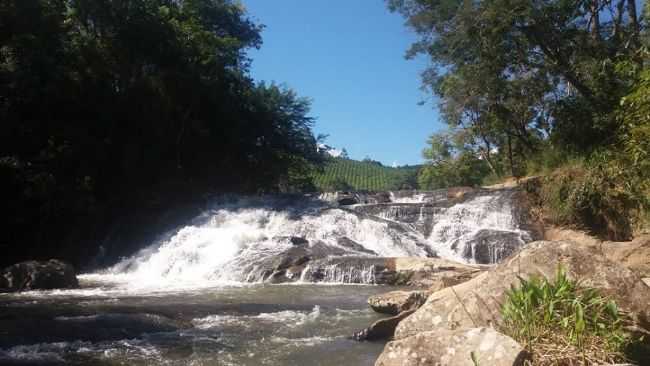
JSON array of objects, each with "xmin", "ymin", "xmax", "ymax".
[{"xmin": 312, "ymin": 158, "xmax": 421, "ymax": 191}]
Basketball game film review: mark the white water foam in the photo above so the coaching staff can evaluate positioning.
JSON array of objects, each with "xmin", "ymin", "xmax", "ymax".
[
  {"xmin": 64, "ymin": 190, "xmax": 532, "ymax": 291},
  {"xmin": 426, "ymin": 191, "xmax": 531, "ymax": 263},
  {"xmin": 192, "ymin": 306, "xmax": 322, "ymax": 330},
  {"xmin": 84, "ymin": 201, "xmax": 430, "ymax": 291}
]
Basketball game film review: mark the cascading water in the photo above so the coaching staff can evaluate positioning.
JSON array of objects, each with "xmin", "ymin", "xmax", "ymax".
[
  {"xmin": 0, "ymin": 188, "xmax": 535, "ymax": 366},
  {"xmin": 425, "ymin": 190, "xmax": 532, "ymax": 263},
  {"xmin": 83, "ymin": 197, "xmax": 431, "ymax": 290},
  {"xmin": 82, "ymin": 188, "xmax": 532, "ymax": 289}
]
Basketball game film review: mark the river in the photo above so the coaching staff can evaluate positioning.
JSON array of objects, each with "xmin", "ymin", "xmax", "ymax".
[{"xmin": 0, "ymin": 189, "xmax": 532, "ymax": 365}]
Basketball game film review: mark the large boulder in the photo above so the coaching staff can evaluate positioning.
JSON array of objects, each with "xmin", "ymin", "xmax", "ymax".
[
  {"xmin": 368, "ymin": 290, "xmax": 429, "ymax": 315},
  {"xmin": 388, "ymin": 257, "xmax": 484, "ymax": 289},
  {"xmin": 376, "ymin": 327, "xmax": 527, "ymax": 366},
  {"xmin": 394, "ymin": 240, "xmax": 650, "ymax": 340},
  {"xmin": 601, "ymin": 234, "xmax": 650, "ymax": 277},
  {"xmin": 0, "ymin": 260, "xmax": 78, "ymax": 292}
]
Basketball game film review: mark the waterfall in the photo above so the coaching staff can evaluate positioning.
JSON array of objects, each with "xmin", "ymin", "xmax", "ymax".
[
  {"xmin": 83, "ymin": 189, "xmax": 533, "ymax": 289},
  {"xmin": 425, "ymin": 190, "xmax": 531, "ymax": 264}
]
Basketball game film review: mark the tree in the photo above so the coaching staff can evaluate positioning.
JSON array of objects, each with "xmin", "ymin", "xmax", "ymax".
[
  {"xmin": 388, "ymin": 0, "xmax": 643, "ymax": 171},
  {"xmin": 417, "ymin": 132, "xmax": 490, "ymax": 189},
  {"xmin": 0, "ymin": 0, "xmax": 322, "ymax": 267}
]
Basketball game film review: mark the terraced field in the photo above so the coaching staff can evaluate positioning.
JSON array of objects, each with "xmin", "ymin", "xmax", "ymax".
[{"xmin": 312, "ymin": 158, "xmax": 420, "ymax": 191}]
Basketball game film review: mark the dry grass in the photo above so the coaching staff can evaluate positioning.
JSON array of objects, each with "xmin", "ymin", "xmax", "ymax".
[{"xmin": 519, "ymin": 330, "xmax": 627, "ymax": 365}]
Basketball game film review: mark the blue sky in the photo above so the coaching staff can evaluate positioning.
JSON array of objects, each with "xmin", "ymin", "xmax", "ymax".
[{"xmin": 242, "ymin": 0, "xmax": 443, "ymax": 166}]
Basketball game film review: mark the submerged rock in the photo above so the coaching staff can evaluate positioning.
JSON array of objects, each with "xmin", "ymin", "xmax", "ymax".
[
  {"xmin": 375, "ymin": 327, "xmax": 527, "ymax": 366},
  {"xmin": 368, "ymin": 291, "xmax": 429, "ymax": 315},
  {"xmin": 393, "ymin": 240, "xmax": 650, "ymax": 340},
  {"xmin": 0, "ymin": 259, "xmax": 78, "ymax": 292}
]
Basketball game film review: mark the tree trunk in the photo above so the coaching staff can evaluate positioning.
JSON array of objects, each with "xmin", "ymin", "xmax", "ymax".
[
  {"xmin": 589, "ymin": 1, "xmax": 600, "ymax": 41},
  {"xmin": 612, "ymin": 0, "xmax": 625, "ymax": 41},
  {"xmin": 507, "ymin": 134, "xmax": 514, "ymax": 178},
  {"xmin": 628, "ymin": 0, "xmax": 639, "ymax": 45}
]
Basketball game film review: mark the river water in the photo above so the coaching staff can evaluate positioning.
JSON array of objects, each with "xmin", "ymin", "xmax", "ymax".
[
  {"xmin": 0, "ymin": 190, "xmax": 531, "ymax": 365},
  {"xmin": 0, "ymin": 282, "xmax": 394, "ymax": 365}
]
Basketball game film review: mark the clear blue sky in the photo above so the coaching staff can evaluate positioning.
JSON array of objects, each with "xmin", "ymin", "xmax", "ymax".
[{"xmin": 242, "ymin": 0, "xmax": 443, "ymax": 166}]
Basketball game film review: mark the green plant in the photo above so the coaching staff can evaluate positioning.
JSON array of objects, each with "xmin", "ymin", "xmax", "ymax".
[{"xmin": 501, "ymin": 267, "xmax": 630, "ymax": 365}]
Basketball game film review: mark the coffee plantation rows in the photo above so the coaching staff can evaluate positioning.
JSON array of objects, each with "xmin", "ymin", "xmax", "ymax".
[{"xmin": 312, "ymin": 158, "xmax": 420, "ymax": 191}]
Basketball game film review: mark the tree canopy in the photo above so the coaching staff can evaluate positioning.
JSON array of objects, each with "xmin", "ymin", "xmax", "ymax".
[
  {"xmin": 389, "ymin": 0, "xmax": 649, "ymax": 236},
  {"xmin": 0, "ymin": 0, "xmax": 322, "ymax": 266}
]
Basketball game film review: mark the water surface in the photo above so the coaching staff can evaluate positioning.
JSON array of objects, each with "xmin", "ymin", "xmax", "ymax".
[{"xmin": 0, "ymin": 283, "xmax": 393, "ymax": 365}]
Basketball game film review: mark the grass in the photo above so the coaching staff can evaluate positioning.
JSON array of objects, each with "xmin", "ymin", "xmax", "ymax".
[{"xmin": 500, "ymin": 267, "xmax": 636, "ymax": 365}]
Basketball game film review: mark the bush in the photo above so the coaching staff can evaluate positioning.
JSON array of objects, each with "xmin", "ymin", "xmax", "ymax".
[
  {"xmin": 524, "ymin": 156, "xmax": 647, "ymax": 240},
  {"xmin": 501, "ymin": 267, "xmax": 631, "ymax": 365}
]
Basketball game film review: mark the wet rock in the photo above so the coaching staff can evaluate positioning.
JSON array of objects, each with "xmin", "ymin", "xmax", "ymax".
[
  {"xmin": 367, "ymin": 192, "xmax": 391, "ymax": 204},
  {"xmin": 368, "ymin": 291, "xmax": 429, "ymax": 315},
  {"xmin": 454, "ymin": 229, "xmax": 525, "ymax": 264},
  {"xmin": 394, "ymin": 240, "xmax": 650, "ymax": 340},
  {"xmin": 301, "ymin": 256, "xmax": 388, "ymax": 284},
  {"xmin": 338, "ymin": 197, "xmax": 358, "ymax": 206},
  {"xmin": 337, "ymin": 237, "xmax": 377, "ymax": 255},
  {"xmin": 354, "ymin": 310, "xmax": 415, "ymax": 341},
  {"xmin": 375, "ymin": 327, "xmax": 528, "ymax": 366},
  {"xmin": 0, "ymin": 260, "xmax": 78, "ymax": 292},
  {"xmin": 289, "ymin": 236, "xmax": 309, "ymax": 246}
]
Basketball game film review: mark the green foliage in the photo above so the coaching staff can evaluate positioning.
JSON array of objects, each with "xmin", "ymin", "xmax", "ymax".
[
  {"xmin": 0, "ymin": 0, "xmax": 322, "ymax": 266},
  {"xmin": 312, "ymin": 158, "xmax": 420, "ymax": 191},
  {"xmin": 501, "ymin": 267, "xmax": 630, "ymax": 365},
  {"xmin": 417, "ymin": 132, "xmax": 490, "ymax": 189},
  {"xmin": 389, "ymin": 0, "xmax": 649, "ymax": 235}
]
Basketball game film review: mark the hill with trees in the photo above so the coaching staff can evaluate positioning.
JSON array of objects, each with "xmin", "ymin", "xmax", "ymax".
[{"xmin": 312, "ymin": 158, "xmax": 420, "ymax": 191}]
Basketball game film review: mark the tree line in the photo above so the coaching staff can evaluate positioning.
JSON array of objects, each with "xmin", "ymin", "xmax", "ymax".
[{"xmin": 0, "ymin": 0, "xmax": 322, "ymax": 266}]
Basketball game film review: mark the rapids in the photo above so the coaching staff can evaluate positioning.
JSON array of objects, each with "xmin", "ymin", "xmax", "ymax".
[
  {"xmin": 0, "ymin": 188, "xmax": 534, "ymax": 365},
  {"xmin": 82, "ymin": 188, "xmax": 531, "ymax": 291}
]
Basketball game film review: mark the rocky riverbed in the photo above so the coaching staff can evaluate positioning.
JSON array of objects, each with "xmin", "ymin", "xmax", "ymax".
[{"xmin": 3, "ymin": 189, "xmax": 646, "ymax": 365}]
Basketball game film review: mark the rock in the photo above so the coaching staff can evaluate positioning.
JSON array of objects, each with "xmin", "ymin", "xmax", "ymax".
[
  {"xmin": 337, "ymin": 237, "xmax": 377, "ymax": 255},
  {"xmin": 544, "ymin": 229, "xmax": 650, "ymax": 277},
  {"xmin": 388, "ymin": 257, "xmax": 484, "ymax": 289},
  {"xmin": 375, "ymin": 327, "xmax": 527, "ymax": 366},
  {"xmin": 368, "ymin": 192, "xmax": 391, "ymax": 204},
  {"xmin": 338, "ymin": 197, "xmax": 358, "ymax": 206},
  {"xmin": 289, "ymin": 236, "xmax": 309, "ymax": 246},
  {"xmin": 454, "ymin": 229, "xmax": 526, "ymax": 264},
  {"xmin": 600, "ymin": 234, "xmax": 650, "ymax": 277},
  {"xmin": 354, "ymin": 310, "xmax": 415, "ymax": 341},
  {"xmin": 368, "ymin": 291, "xmax": 429, "ymax": 315},
  {"xmin": 394, "ymin": 241, "xmax": 650, "ymax": 340},
  {"xmin": 446, "ymin": 186, "xmax": 474, "ymax": 200},
  {"xmin": 0, "ymin": 260, "xmax": 78, "ymax": 292}
]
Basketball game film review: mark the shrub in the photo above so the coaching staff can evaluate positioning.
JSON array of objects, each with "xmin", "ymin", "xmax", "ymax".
[
  {"xmin": 526, "ymin": 157, "xmax": 647, "ymax": 240},
  {"xmin": 501, "ymin": 267, "xmax": 631, "ymax": 365}
]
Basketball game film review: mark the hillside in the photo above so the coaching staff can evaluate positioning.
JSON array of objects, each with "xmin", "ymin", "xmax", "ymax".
[{"xmin": 312, "ymin": 158, "xmax": 420, "ymax": 191}]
